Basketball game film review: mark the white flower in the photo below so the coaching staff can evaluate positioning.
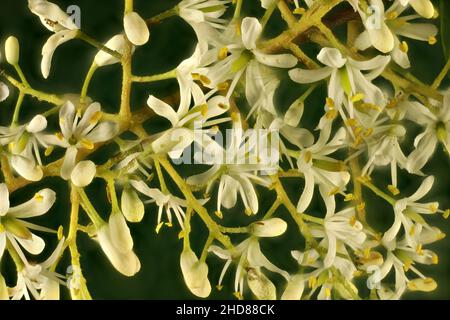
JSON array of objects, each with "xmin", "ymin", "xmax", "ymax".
[
  {"xmin": 0, "ymin": 184, "xmax": 56, "ymax": 259},
  {"xmin": 206, "ymin": 17, "xmax": 297, "ymax": 98},
  {"xmin": 9, "ymin": 238, "xmax": 65, "ymax": 300},
  {"xmin": 356, "ymin": 0, "xmax": 395, "ymax": 53},
  {"xmin": 146, "ymin": 93, "xmax": 229, "ymax": 158},
  {"xmin": 289, "ymin": 47, "xmax": 390, "ymax": 118},
  {"xmin": 296, "ymin": 117, "xmax": 350, "ymax": 213},
  {"xmin": 209, "ymin": 237, "xmax": 289, "ymax": 299},
  {"xmin": 361, "ymin": 124, "xmax": 408, "ymax": 189},
  {"xmin": 96, "ymin": 211, "xmax": 141, "ymax": 277},
  {"xmin": 0, "ymin": 115, "xmax": 49, "ymax": 181},
  {"xmin": 382, "ymin": 176, "xmax": 440, "ymax": 249},
  {"xmin": 405, "ymin": 93, "xmax": 450, "ymax": 173},
  {"xmin": 44, "ymin": 101, "xmax": 118, "ymax": 181},
  {"xmin": 130, "ymin": 180, "xmax": 189, "ymax": 231},
  {"xmin": 180, "ymin": 248, "xmax": 211, "ymax": 298},
  {"xmin": 124, "ymin": 11, "xmax": 150, "ymax": 46},
  {"xmin": 355, "ymin": 3, "xmax": 438, "ymax": 68},
  {"xmin": 187, "ymin": 116, "xmax": 272, "ymax": 215},
  {"xmin": 28, "ymin": 0, "xmax": 80, "ymax": 78}
]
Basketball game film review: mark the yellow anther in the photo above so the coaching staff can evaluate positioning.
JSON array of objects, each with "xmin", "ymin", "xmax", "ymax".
[
  {"xmin": 215, "ymin": 210, "xmax": 223, "ymax": 219},
  {"xmin": 233, "ymin": 291, "xmax": 243, "ymax": 300},
  {"xmin": 178, "ymin": 230, "xmax": 185, "ymax": 239},
  {"xmin": 432, "ymin": 254, "xmax": 439, "ymax": 264},
  {"xmin": 344, "ymin": 193, "xmax": 355, "ymax": 202},
  {"xmin": 403, "ymin": 260, "xmax": 411, "ymax": 271},
  {"xmin": 429, "ymin": 203, "xmax": 438, "ymax": 213},
  {"xmin": 349, "ymin": 215, "xmax": 357, "ymax": 226},
  {"xmin": 325, "ymin": 287, "xmax": 332, "ymax": 298},
  {"xmin": 230, "ymin": 112, "xmax": 240, "ymax": 122},
  {"xmin": 353, "ymin": 135, "xmax": 363, "ymax": 148},
  {"xmin": 351, "ymin": 93, "xmax": 365, "ymax": 103},
  {"xmin": 353, "ymin": 270, "xmax": 363, "ymax": 277},
  {"xmin": 428, "ymin": 36, "xmax": 437, "ymax": 45},
  {"xmin": 165, "ymin": 222, "xmax": 173, "ymax": 227},
  {"xmin": 399, "ymin": 41, "xmax": 409, "ymax": 53},
  {"xmin": 416, "ymin": 243, "xmax": 423, "ymax": 255},
  {"xmin": 443, "ymin": 209, "xmax": 450, "ymax": 219},
  {"xmin": 293, "ymin": 7, "xmax": 306, "ymax": 15},
  {"xmin": 200, "ymin": 103, "xmax": 209, "ymax": 116},
  {"xmin": 80, "ymin": 139, "xmax": 94, "ymax": 150},
  {"xmin": 34, "ymin": 193, "xmax": 44, "ymax": 202},
  {"xmin": 89, "ymin": 111, "xmax": 102, "ymax": 124},
  {"xmin": 0, "ymin": 224, "xmax": 5, "ymax": 233},
  {"xmin": 363, "ymin": 128, "xmax": 373, "ymax": 137},
  {"xmin": 155, "ymin": 222, "xmax": 164, "ymax": 234},
  {"xmin": 55, "ymin": 132, "xmax": 64, "ymax": 141},
  {"xmin": 308, "ymin": 276, "xmax": 317, "ymax": 289},
  {"xmin": 346, "ymin": 118, "xmax": 358, "ymax": 127},
  {"xmin": 44, "ymin": 146, "xmax": 54, "ymax": 157},
  {"xmin": 353, "ymin": 126, "xmax": 363, "ymax": 136},
  {"xmin": 325, "ymin": 109, "xmax": 338, "ymax": 120},
  {"xmin": 304, "ymin": 151, "xmax": 312, "ymax": 163},
  {"xmin": 57, "ymin": 226, "xmax": 64, "ymax": 240},
  {"xmin": 361, "ymin": 103, "xmax": 382, "ymax": 111},
  {"xmin": 218, "ymin": 47, "xmax": 229, "ymax": 60},
  {"xmin": 216, "ymin": 285, "xmax": 223, "ymax": 291},
  {"xmin": 217, "ymin": 81, "xmax": 229, "ymax": 91},
  {"xmin": 245, "ymin": 207, "xmax": 253, "ymax": 216},
  {"xmin": 326, "ymin": 97, "xmax": 335, "ymax": 108},
  {"xmin": 386, "ymin": 11, "xmax": 399, "ymax": 20},
  {"xmin": 363, "ymin": 247, "xmax": 371, "ymax": 259},
  {"xmin": 328, "ymin": 187, "xmax": 340, "ymax": 196},
  {"xmin": 388, "ymin": 185, "xmax": 400, "ymax": 196}
]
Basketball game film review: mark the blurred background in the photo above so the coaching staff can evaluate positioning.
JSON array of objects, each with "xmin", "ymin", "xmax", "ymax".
[{"xmin": 0, "ymin": 0, "xmax": 449, "ymax": 299}]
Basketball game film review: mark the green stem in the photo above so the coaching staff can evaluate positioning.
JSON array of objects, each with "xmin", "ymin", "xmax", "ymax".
[
  {"xmin": 357, "ymin": 177, "xmax": 396, "ymax": 205},
  {"xmin": 77, "ymin": 187, "xmax": 106, "ymax": 227},
  {"xmin": 132, "ymin": 69, "xmax": 177, "ymax": 83},
  {"xmin": 11, "ymin": 91, "xmax": 25, "ymax": 127},
  {"xmin": 13, "ymin": 64, "xmax": 30, "ymax": 87},
  {"xmin": 146, "ymin": 6, "xmax": 179, "ymax": 25},
  {"xmin": 432, "ymin": 56, "xmax": 450, "ymax": 89},
  {"xmin": 80, "ymin": 62, "xmax": 98, "ymax": 105},
  {"xmin": 77, "ymin": 31, "xmax": 123, "ymax": 61}
]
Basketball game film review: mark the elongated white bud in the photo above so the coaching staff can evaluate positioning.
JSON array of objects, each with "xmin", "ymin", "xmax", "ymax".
[
  {"xmin": 250, "ymin": 218, "xmax": 287, "ymax": 237},
  {"xmin": 124, "ymin": 11, "xmax": 149, "ymax": 46},
  {"xmin": 5, "ymin": 36, "xmax": 20, "ymax": 65},
  {"xmin": 180, "ymin": 249, "xmax": 211, "ymax": 298}
]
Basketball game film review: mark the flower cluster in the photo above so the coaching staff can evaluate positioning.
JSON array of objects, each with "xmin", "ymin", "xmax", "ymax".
[{"xmin": 0, "ymin": 0, "xmax": 449, "ymax": 300}]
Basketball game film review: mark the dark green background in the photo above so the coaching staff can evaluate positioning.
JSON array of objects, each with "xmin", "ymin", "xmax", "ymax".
[{"xmin": 0, "ymin": 0, "xmax": 449, "ymax": 299}]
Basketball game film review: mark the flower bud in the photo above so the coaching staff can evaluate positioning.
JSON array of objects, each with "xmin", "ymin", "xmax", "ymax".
[
  {"xmin": 71, "ymin": 160, "xmax": 96, "ymax": 187},
  {"xmin": 94, "ymin": 34, "xmax": 126, "ymax": 67},
  {"xmin": 121, "ymin": 186, "xmax": 145, "ymax": 223},
  {"xmin": 0, "ymin": 81, "xmax": 9, "ymax": 102},
  {"xmin": 250, "ymin": 218, "xmax": 287, "ymax": 237},
  {"xmin": 124, "ymin": 11, "xmax": 150, "ymax": 46},
  {"xmin": 180, "ymin": 249, "xmax": 212, "ymax": 298},
  {"xmin": 5, "ymin": 36, "xmax": 20, "ymax": 65}
]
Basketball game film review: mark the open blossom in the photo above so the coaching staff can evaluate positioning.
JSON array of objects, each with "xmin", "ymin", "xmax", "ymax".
[
  {"xmin": 9, "ymin": 238, "xmax": 65, "ymax": 300},
  {"xmin": 28, "ymin": 0, "xmax": 80, "ymax": 78},
  {"xmin": 355, "ymin": 2, "xmax": 438, "ymax": 68},
  {"xmin": 44, "ymin": 101, "xmax": 118, "ymax": 182},
  {"xmin": 178, "ymin": 0, "xmax": 231, "ymax": 31},
  {"xmin": 289, "ymin": 47, "xmax": 390, "ymax": 118},
  {"xmin": 0, "ymin": 115, "xmax": 49, "ymax": 181},
  {"xmin": 0, "ymin": 184, "xmax": 56, "ymax": 259},
  {"xmin": 405, "ymin": 93, "xmax": 450, "ymax": 173}
]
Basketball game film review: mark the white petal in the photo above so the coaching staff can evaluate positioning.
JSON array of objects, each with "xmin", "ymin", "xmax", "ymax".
[
  {"xmin": 180, "ymin": 249, "xmax": 211, "ymax": 298},
  {"xmin": 0, "ymin": 184, "xmax": 10, "ymax": 216},
  {"xmin": 0, "ymin": 82, "xmax": 9, "ymax": 102},
  {"xmin": 281, "ymin": 275, "xmax": 305, "ymax": 300},
  {"xmin": 124, "ymin": 11, "xmax": 150, "ymax": 46},
  {"xmin": 28, "ymin": 0, "xmax": 79, "ymax": 31},
  {"xmin": 60, "ymin": 146, "xmax": 78, "ymax": 180},
  {"xmin": 109, "ymin": 211, "xmax": 133, "ymax": 253},
  {"xmin": 241, "ymin": 17, "xmax": 262, "ymax": 50},
  {"xmin": 410, "ymin": 0, "xmax": 435, "ymax": 18},
  {"xmin": 408, "ymin": 176, "xmax": 434, "ymax": 202},
  {"xmin": 323, "ymin": 233, "xmax": 337, "ymax": 268},
  {"xmin": 26, "ymin": 115, "xmax": 47, "ymax": 133},
  {"xmin": 297, "ymin": 171, "xmax": 314, "ymax": 213},
  {"xmin": 71, "ymin": 160, "xmax": 96, "ymax": 187},
  {"xmin": 59, "ymin": 101, "xmax": 76, "ymax": 138},
  {"xmin": 317, "ymin": 47, "xmax": 347, "ymax": 68},
  {"xmin": 367, "ymin": 23, "xmax": 394, "ymax": 53},
  {"xmin": 41, "ymin": 30, "xmax": 78, "ymax": 79},
  {"xmin": 289, "ymin": 67, "xmax": 333, "ymax": 84},
  {"xmin": 11, "ymin": 155, "xmax": 43, "ymax": 182},
  {"xmin": 15, "ymin": 233, "xmax": 45, "ymax": 255},
  {"xmin": 147, "ymin": 96, "xmax": 179, "ymax": 126},
  {"xmin": 254, "ymin": 51, "xmax": 297, "ymax": 68},
  {"xmin": 251, "ymin": 218, "xmax": 287, "ymax": 237},
  {"xmin": 84, "ymin": 122, "xmax": 119, "ymax": 143},
  {"xmin": 8, "ymin": 188, "xmax": 56, "ymax": 218}
]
